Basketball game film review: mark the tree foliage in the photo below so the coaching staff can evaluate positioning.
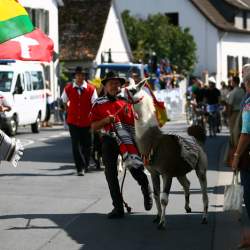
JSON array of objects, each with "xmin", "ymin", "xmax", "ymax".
[{"xmin": 122, "ymin": 10, "xmax": 197, "ymax": 73}]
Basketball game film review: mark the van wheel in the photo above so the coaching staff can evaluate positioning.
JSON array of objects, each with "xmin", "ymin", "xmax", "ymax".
[
  {"xmin": 6, "ymin": 116, "xmax": 18, "ymax": 136},
  {"xmin": 31, "ymin": 115, "xmax": 41, "ymax": 133}
]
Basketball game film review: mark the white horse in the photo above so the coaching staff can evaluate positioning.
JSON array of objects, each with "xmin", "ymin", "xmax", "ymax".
[{"xmin": 119, "ymin": 80, "xmax": 208, "ymax": 230}]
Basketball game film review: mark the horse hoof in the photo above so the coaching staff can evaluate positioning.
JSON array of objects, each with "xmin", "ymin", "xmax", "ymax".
[
  {"xmin": 157, "ymin": 222, "xmax": 166, "ymax": 230},
  {"xmin": 185, "ymin": 207, "xmax": 192, "ymax": 213},
  {"xmin": 153, "ymin": 215, "xmax": 160, "ymax": 224},
  {"xmin": 201, "ymin": 218, "xmax": 208, "ymax": 224}
]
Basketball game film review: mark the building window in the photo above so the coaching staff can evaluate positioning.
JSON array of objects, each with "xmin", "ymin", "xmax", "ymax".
[
  {"xmin": 31, "ymin": 71, "xmax": 44, "ymax": 90},
  {"xmin": 243, "ymin": 12, "xmax": 247, "ymax": 29},
  {"xmin": 25, "ymin": 7, "xmax": 32, "ymax": 19},
  {"xmin": 44, "ymin": 10, "xmax": 49, "ymax": 35},
  {"xmin": 43, "ymin": 65, "xmax": 51, "ymax": 83},
  {"xmin": 165, "ymin": 13, "xmax": 179, "ymax": 26},
  {"xmin": 247, "ymin": 12, "xmax": 250, "ymax": 30},
  {"xmin": 25, "ymin": 8, "xmax": 49, "ymax": 35},
  {"xmin": 235, "ymin": 12, "xmax": 244, "ymax": 29},
  {"xmin": 227, "ymin": 56, "xmax": 239, "ymax": 77},
  {"xmin": 243, "ymin": 57, "xmax": 250, "ymax": 66}
]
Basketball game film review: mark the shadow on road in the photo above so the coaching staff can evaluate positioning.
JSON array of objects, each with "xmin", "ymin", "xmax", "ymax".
[
  {"xmin": 205, "ymin": 135, "xmax": 230, "ymax": 172},
  {"xmin": 17, "ymin": 127, "xmax": 67, "ymax": 136},
  {"xmin": 170, "ymin": 185, "xmax": 225, "ymax": 195},
  {"xmin": 0, "ymin": 212, "xmax": 219, "ymax": 250},
  {"xmin": 0, "ymin": 172, "xmax": 75, "ymax": 177},
  {"xmin": 22, "ymin": 137, "xmax": 72, "ymax": 163}
]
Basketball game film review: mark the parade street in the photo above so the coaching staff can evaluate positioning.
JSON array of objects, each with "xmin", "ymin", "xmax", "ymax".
[{"xmin": 0, "ymin": 121, "xmax": 244, "ymax": 250}]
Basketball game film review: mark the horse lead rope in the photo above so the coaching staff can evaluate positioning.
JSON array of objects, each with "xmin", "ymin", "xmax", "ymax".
[{"xmin": 113, "ymin": 92, "xmax": 144, "ymax": 214}]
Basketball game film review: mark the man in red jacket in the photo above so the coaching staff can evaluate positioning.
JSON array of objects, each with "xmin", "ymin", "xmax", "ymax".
[
  {"xmin": 91, "ymin": 72, "xmax": 152, "ymax": 219},
  {"xmin": 61, "ymin": 67, "xmax": 97, "ymax": 176}
]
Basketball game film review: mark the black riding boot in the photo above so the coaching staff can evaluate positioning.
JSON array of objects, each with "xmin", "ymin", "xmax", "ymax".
[{"xmin": 130, "ymin": 167, "xmax": 153, "ymax": 211}]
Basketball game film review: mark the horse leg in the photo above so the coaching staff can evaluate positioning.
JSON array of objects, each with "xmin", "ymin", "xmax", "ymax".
[
  {"xmin": 177, "ymin": 175, "xmax": 192, "ymax": 213},
  {"xmin": 158, "ymin": 174, "xmax": 172, "ymax": 230},
  {"xmin": 151, "ymin": 173, "xmax": 161, "ymax": 224},
  {"xmin": 196, "ymin": 169, "xmax": 208, "ymax": 224}
]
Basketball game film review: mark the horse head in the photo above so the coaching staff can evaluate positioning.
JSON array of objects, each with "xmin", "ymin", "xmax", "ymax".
[
  {"xmin": 118, "ymin": 78, "xmax": 149, "ymax": 104},
  {"xmin": 119, "ymin": 78, "xmax": 158, "ymax": 132}
]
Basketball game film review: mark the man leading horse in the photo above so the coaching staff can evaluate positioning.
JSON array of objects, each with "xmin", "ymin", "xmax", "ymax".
[{"xmin": 90, "ymin": 72, "xmax": 153, "ymax": 219}]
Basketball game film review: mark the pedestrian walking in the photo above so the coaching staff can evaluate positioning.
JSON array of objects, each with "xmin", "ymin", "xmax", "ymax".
[
  {"xmin": 42, "ymin": 81, "xmax": 53, "ymax": 127},
  {"xmin": 90, "ymin": 71, "xmax": 153, "ymax": 219},
  {"xmin": 203, "ymin": 77, "xmax": 221, "ymax": 134},
  {"xmin": 0, "ymin": 92, "xmax": 11, "ymax": 113},
  {"xmin": 0, "ymin": 92, "xmax": 14, "ymax": 135},
  {"xmin": 0, "ymin": 94, "xmax": 24, "ymax": 166},
  {"xmin": 61, "ymin": 66, "xmax": 98, "ymax": 176},
  {"xmin": 228, "ymin": 76, "xmax": 245, "ymax": 144},
  {"xmin": 220, "ymin": 81, "xmax": 229, "ymax": 127},
  {"xmin": 220, "ymin": 81, "xmax": 230, "ymax": 103},
  {"xmin": 232, "ymin": 72, "xmax": 250, "ymax": 249}
]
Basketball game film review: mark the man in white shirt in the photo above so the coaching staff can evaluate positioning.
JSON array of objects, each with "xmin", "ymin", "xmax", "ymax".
[{"xmin": 61, "ymin": 67, "xmax": 97, "ymax": 176}]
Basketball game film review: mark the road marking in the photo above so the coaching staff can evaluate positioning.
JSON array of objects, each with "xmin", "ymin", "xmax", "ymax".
[
  {"xmin": 49, "ymin": 135, "xmax": 61, "ymax": 138},
  {"xmin": 38, "ymin": 138, "xmax": 49, "ymax": 141},
  {"xmin": 20, "ymin": 139, "xmax": 34, "ymax": 147},
  {"xmin": 60, "ymin": 132, "xmax": 69, "ymax": 136},
  {"xmin": 18, "ymin": 130, "xmax": 70, "ymax": 148}
]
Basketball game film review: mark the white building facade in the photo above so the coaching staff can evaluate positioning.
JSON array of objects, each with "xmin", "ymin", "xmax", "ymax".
[
  {"xmin": 218, "ymin": 33, "xmax": 250, "ymax": 82},
  {"xmin": 19, "ymin": 0, "xmax": 63, "ymax": 99},
  {"xmin": 95, "ymin": 1, "xmax": 132, "ymax": 65},
  {"xmin": 115, "ymin": 0, "xmax": 250, "ymax": 84}
]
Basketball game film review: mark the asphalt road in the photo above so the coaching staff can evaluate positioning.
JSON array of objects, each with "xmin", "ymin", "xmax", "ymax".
[{"xmin": 0, "ymin": 122, "xmax": 243, "ymax": 250}]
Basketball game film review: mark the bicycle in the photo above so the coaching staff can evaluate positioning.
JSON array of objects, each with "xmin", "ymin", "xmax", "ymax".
[
  {"xmin": 185, "ymin": 96, "xmax": 194, "ymax": 125},
  {"xmin": 192, "ymin": 103, "xmax": 206, "ymax": 131}
]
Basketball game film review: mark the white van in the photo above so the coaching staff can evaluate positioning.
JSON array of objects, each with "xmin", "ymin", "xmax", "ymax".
[{"xmin": 0, "ymin": 60, "xmax": 46, "ymax": 136}]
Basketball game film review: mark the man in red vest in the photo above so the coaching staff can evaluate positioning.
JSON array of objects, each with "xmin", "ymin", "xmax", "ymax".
[{"xmin": 61, "ymin": 66, "xmax": 97, "ymax": 176}]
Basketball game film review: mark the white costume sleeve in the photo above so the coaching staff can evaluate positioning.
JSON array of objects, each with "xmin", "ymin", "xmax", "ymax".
[
  {"xmin": 91, "ymin": 89, "xmax": 98, "ymax": 104},
  {"xmin": 61, "ymin": 89, "xmax": 68, "ymax": 103}
]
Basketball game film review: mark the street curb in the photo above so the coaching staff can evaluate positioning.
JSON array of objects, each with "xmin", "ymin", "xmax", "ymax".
[{"xmin": 210, "ymin": 137, "xmax": 227, "ymax": 250}]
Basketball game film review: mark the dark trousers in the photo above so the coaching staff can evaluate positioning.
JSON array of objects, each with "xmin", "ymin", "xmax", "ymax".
[
  {"xmin": 68, "ymin": 124, "xmax": 91, "ymax": 172},
  {"xmin": 241, "ymin": 168, "xmax": 250, "ymax": 218},
  {"xmin": 102, "ymin": 136, "xmax": 149, "ymax": 211},
  {"xmin": 45, "ymin": 103, "xmax": 51, "ymax": 122}
]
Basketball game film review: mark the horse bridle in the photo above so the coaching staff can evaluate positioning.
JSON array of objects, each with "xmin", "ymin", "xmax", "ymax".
[{"xmin": 125, "ymin": 88, "xmax": 144, "ymax": 105}]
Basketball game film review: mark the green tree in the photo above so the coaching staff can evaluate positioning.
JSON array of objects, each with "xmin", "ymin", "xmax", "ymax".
[{"xmin": 121, "ymin": 11, "xmax": 197, "ymax": 74}]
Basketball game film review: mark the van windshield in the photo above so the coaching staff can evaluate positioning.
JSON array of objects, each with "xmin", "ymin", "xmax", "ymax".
[{"xmin": 0, "ymin": 71, "xmax": 13, "ymax": 92}]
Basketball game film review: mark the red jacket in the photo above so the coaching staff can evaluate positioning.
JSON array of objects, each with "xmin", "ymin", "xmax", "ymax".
[
  {"xmin": 90, "ymin": 98, "xmax": 134, "ymax": 131},
  {"xmin": 90, "ymin": 97, "xmax": 138, "ymax": 155},
  {"xmin": 64, "ymin": 82, "xmax": 95, "ymax": 127}
]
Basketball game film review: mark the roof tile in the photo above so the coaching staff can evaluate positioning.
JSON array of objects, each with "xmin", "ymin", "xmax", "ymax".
[
  {"xmin": 59, "ymin": 0, "xmax": 112, "ymax": 61},
  {"xmin": 191, "ymin": 0, "xmax": 250, "ymax": 33}
]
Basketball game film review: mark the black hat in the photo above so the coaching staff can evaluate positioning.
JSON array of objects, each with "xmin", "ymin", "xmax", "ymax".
[
  {"xmin": 75, "ymin": 66, "xmax": 85, "ymax": 75},
  {"xmin": 101, "ymin": 71, "xmax": 126, "ymax": 86}
]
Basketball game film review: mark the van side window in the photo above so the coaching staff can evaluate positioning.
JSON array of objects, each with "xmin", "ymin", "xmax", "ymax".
[
  {"xmin": 0, "ymin": 71, "xmax": 13, "ymax": 92},
  {"xmin": 14, "ymin": 74, "xmax": 24, "ymax": 94},
  {"xmin": 25, "ymin": 72, "xmax": 32, "ymax": 91},
  {"xmin": 31, "ymin": 71, "xmax": 44, "ymax": 90}
]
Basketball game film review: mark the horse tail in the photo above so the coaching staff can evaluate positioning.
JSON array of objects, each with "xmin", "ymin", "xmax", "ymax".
[{"xmin": 187, "ymin": 125, "xmax": 206, "ymax": 145}]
